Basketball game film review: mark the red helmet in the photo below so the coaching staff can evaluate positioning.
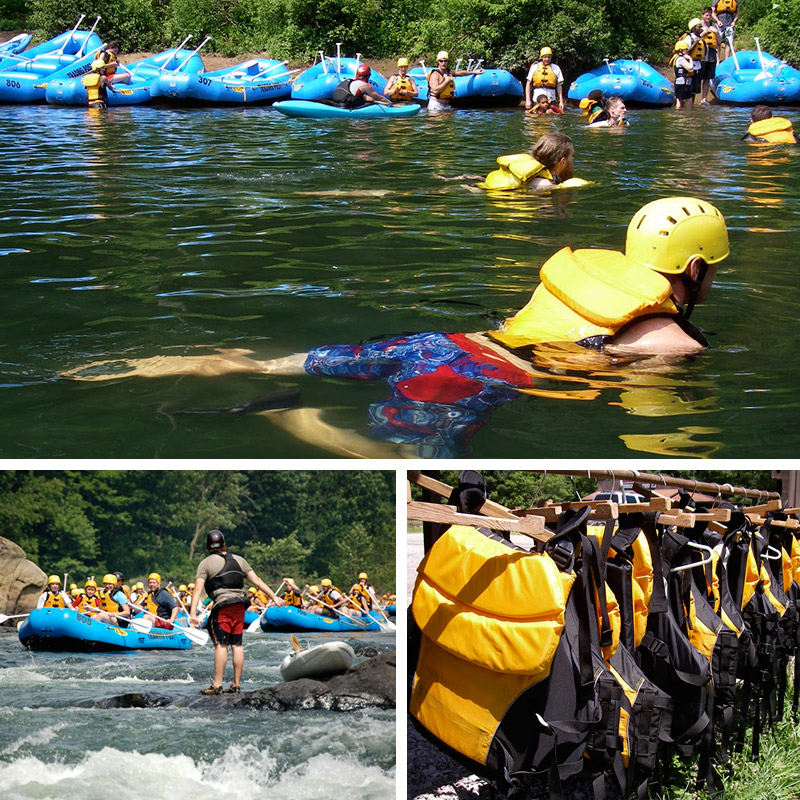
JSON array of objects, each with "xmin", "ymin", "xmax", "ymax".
[{"xmin": 355, "ymin": 64, "xmax": 371, "ymax": 80}]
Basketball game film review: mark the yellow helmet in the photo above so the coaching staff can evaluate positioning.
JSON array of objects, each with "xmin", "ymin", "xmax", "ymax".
[
  {"xmin": 102, "ymin": 573, "xmax": 116, "ymax": 585},
  {"xmin": 85, "ymin": 579, "xmax": 97, "ymax": 588},
  {"xmin": 540, "ymin": 47, "xmax": 553, "ymax": 56},
  {"xmin": 310, "ymin": 585, "xmax": 320, "ymax": 593},
  {"xmin": 91, "ymin": 57, "xmax": 107, "ymax": 73},
  {"xmin": 397, "ymin": 57, "xmax": 409, "ymax": 67},
  {"xmin": 188, "ymin": 583, "xmax": 195, "ymax": 589},
  {"xmin": 285, "ymin": 577, "xmax": 295, "ymax": 585},
  {"xmin": 179, "ymin": 584, "xmax": 187, "ymax": 592},
  {"xmin": 358, "ymin": 572, "xmax": 368, "ymax": 579},
  {"xmin": 625, "ymin": 197, "xmax": 729, "ymax": 274},
  {"xmin": 674, "ymin": 40, "xmax": 690, "ymax": 50},
  {"xmin": 321, "ymin": 578, "xmax": 332, "ymax": 587},
  {"xmin": 248, "ymin": 586, "xmax": 256, "ymax": 594},
  {"xmin": 136, "ymin": 582, "xmax": 144, "ymax": 590},
  {"xmin": 148, "ymin": 572, "xmax": 161, "ymax": 582},
  {"xmin": 47, "ymin": 575, "xmax": 61, "ymax": 585},
  {"xmin": 436, "ymin": 51, "xmax": 449, "ymax": 61}
]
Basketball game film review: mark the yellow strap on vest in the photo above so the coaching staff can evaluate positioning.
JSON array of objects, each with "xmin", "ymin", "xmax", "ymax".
[{"xmin": 748, "ymin": 117, "xmax": 796, "ymax": 143}]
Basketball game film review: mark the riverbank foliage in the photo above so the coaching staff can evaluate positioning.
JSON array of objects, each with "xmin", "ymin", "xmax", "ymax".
[
  {"xmin": 9, "ymin": 0, "xmax": 800, "ymax": 73},
  {"xmin": 0, "ymin": 470, "xmax": 396, "ymax": 592}
]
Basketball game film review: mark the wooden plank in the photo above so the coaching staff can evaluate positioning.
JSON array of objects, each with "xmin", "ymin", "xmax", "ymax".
[
  {"xmin": 657, "ymin": 511, "xmax": 697, "ymax": 528},
  {"xmin": 745, "ymin": 499, "xmax": 783, "ymax": 514},
  {"xmin": 407, "ymin": 470, "xmax": 520, "ymax": 520},
  {"xmin": 693, "ymin": 509, "xmax": 732, "ymax": 523},
  {"xmin": 406, "ymin": 501, "xmax": 551, "ymax": 542}
]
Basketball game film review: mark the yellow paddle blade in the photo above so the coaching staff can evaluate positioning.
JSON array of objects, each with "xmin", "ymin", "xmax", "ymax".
[{"xmin": 291, "ymin": 633, "xmax": 302, "ymax": 652}]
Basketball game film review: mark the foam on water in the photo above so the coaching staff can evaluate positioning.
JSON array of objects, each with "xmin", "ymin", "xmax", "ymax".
[
  {"xmin": 1, "ymin": 721, "xmax": 69, "ymax": 757},
  {"xmin": 0, "ymin": 740, "xmax": 394, "ymax": 800}
]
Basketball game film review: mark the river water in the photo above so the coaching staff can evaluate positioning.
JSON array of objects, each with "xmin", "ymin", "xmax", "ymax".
[
  {"xmin": 0, "ymin": 629, "xmax": 395, "ymax": 799},
  {"xmin": 1, "ymin": 101, "xmax": 798, "ymax": 458}
]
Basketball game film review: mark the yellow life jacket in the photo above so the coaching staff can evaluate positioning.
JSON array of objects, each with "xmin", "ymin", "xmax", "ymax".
[
  {"xmin": 321, "ymin": 586, "xmax": 342, "ymax": 606},
  {"xmin": 98, "ymin": 588, "xmax": 123, "ymax": 613},
  {"xmin": 477, "ymin": 153, "xmax": 554, "ymax": 191},
  {"xmin": 587, "ymin": 106, "xmax": 605, "ymax": 124},
  {"xmin": 75, "ymin": 595, "xmax": 101, "ymax": 613},
  {"xmin": 428, "ymin": 68, "xmax": 454, "ymax": 99},
  {"xmin": 688, "ymin": 36, "xmax": 706, "ymax": 61},
  {"xmin": 41, "ymin": 590, "xmax": 68, "ymax": 608},
  {"xmin": 488, "ymin": 247, "xmax": 678, "ymax": 350},
  {"xmin": 703, "ymin": 29, "xmax": 720, "ymax": 49},
  {"xmin": 81, "ymin": 71, "xmax": 106, "ymax": 105},
  {"xmin": 349, "ymin": 583, "xmax": 373, "ymax": 609},
  {"xmin": 748, "ymin": 117, "xmax": 797, "ymax": 144},
  {"xmin": 715, "ymin": 0, "xmax": 737, "ymax": 13},
  {"xmin": 282, "ymin": 588, "xmax": 303, "ymax": 607},
  {"xmin": 386, "ymin": 74, "xmax": 415, "ymax": 99},
  {"xmin": 141, "ymin": 591, "xmax": 160, "ymax": 615},
  {"xmin": 531, "ymin": 61, "xmax": 557, "ymax": 88},
  {"xmin": 410, "ymin": 525, "xmax": 576, "ymax": 769}
]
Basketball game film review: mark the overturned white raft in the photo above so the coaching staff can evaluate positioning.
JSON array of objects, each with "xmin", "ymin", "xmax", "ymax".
[{"xmin": 280, "ymin": 640, "xmax": 355, "ymax": 681}]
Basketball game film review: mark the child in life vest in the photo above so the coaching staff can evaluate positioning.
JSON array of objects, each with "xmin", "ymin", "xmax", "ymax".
[
  {"xmin": 672, "ymin": 41, "xmax": 695, "ymax": 109},
  {"xmin": 384, "ymin": 57, "xmax": 418, "ymax": 102},
  {"xmin": 529, "ymin": 93, "xmax": 563, "ymax": 115}
]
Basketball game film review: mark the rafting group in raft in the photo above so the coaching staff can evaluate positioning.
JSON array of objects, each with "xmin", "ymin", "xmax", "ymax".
[{"xmin": 38, "ymin": 569, "xmax": 395, "ymax": 626}]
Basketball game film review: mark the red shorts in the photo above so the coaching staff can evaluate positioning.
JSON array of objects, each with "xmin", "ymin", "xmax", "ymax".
[
  {"xmin": 153, "ymin": 617, "xmax": 174, "ymax": 629},
  {"xmin": 209, "ymin": 602, "xmax": 245, "ymax": 646}
]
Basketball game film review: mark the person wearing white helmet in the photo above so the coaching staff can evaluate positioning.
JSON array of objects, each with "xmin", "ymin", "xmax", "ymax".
[
  {"xmin": 332, "ymin": 63, "xmax": 393, "ymax": 109},
  {"xmin": 384, "ymin": 57, "xmax": 418, "ymax": 102},
  {"xmin": 426, "ymin": 50, "xmax": 484, "ymax": 111},
  {"xmin": 675, "ymin": 19, "xmax": 706, "ymax": 102},
  {"xmin": 525, "ymin": 46, "xmax": 565, "ymax": 112}
]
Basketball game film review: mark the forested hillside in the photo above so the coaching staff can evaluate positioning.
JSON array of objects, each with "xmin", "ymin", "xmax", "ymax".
[
  {"xmin": 3, "ymin": 0, "xmax": 799, "ymax": 73},
  {"xmin": 0, "ymin": 470, "xmax": 396, "ymax": 591}
]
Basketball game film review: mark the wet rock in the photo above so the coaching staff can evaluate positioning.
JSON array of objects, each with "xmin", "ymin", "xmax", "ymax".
[
  {"xmin": 0, "ymin": 537, "xmax": 45, "ymax": 619},
  {"xmin": 86, "ymin": 692, "xmax": 172, "ymax": 709}
]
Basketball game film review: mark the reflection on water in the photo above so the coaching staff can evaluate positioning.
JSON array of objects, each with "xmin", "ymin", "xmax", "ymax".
[{"xmin": 0, "ymin": 102, "xmax": 799, "ymax": 458}]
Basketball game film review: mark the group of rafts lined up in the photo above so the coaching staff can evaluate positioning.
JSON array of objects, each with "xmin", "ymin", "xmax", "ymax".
[{"xmin": 3, "ymin": 20, "xmax": 800, "ymax": 117}]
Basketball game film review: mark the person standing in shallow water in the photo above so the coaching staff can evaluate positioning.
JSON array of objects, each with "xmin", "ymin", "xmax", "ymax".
[{"xmin": 190, "ymin": 529, "xmax": 283, "ymax": 695}]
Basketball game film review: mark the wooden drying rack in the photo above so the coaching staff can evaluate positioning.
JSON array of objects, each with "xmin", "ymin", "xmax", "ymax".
[{"xmin": 407, "ymin": 470, "xmax": 787, "ymax": 546}]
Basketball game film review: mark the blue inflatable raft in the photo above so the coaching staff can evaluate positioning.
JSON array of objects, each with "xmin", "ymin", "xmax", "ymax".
[
  {"xmin": 713, "ymin": 50, "xmax": 800, "ymax": 104},
  {"xmin": 274, "ymin": 99, "xmax": 420, "ymax": 119},
  {"xmin": 0, "ymin": 28, "xmax": 104, "ymax": 102},
  {"xmin": 0, "ymin": 33, "xmax": 33, "ymax": 56},
  {"xmin": 175, "ymin": 58, "xmax": 293, "ymax": 104},
  {"xmin": 46, "ymin": 48, "xmax": 205, "ymax": 106},
  {"xmin": 291, "ymin": 57, "xmax": 388, "ymax": 101},
  {"xmin": 407, "ymin": 67, "xmax": 523, "ymax": 106},
  {"xmin": 259, "ymin": 605, "xmax": 382, "ymax": 633},
  {"xmin": 18, "ymin": 608, "xmax": 193, "ymax": 652},
  {"xmin": 568, "ymin": 60, "xmax": 674, "ymax": 106}
]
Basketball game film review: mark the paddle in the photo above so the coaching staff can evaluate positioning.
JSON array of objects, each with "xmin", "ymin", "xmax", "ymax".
[
  {"xmin": 367, "ymin": 588, "xmax": 397, "ymax": 632},
  {"xmin": 246, "ymin": 580, "xmax": 285, "ymax": 633},
  {"xmin": 173, "ymin": 35, "xmax": 211, "ymax": 73},
  {"xmin": 57, "ymin": 15, "xmax": 86, "ymax": 55},
  {"xmin": 76, "ymin": 16, "xmax": 101, "ymax": 58},
  {"xmin": 290, "ymin": 633, "xmax": 302, "ymax": 652},
  {"xmin": 129, "ymin": 602, "xmax": 209, "ymax": 646},
  {"xmin": 0, "ymin": 612, "xmax": 32, "ymax": 624},
  {"xmin": 753, "ymin": 36, "xmax": 771, "ymax": 80},
  {"xmin": 728, "ymin": 35, "xmax": 740, "ymax": 70},
  {"xmin": 303, "ymin": 590, "xmax": 370, "ymax": 629},
  {"xmin": 345, "ymin": 595, "xmax": 395, "ymax": 632}
]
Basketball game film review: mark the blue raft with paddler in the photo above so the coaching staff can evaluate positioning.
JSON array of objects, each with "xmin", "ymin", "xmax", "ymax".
[
  {"xmin": 291, "ymin": 47, "xmax": 388, "ymax": 101},
  {"xmin": 407, "ymin": 58, "xmax": 523, "ymax": 106},
  {"xmin": 0, "ymin": 17, "xmax": 104, "ymax": 103},
  {"xmin": 16, "ymin": 607, "xmax": 200, "ymax": 652},
  {"xmin": 713, "ymin": 40, "xmax": 800, "ymax": 104},
  {"xmin": 568, "ymin": 59, "xmax": 674, "ymax": 106},
  {"xmin": 46, "ymin": 38, "xmax": 207, "ymax": 106},
  {"xmin": 259, "ymin": 604, "xmax": 383, "ymax": 633}
]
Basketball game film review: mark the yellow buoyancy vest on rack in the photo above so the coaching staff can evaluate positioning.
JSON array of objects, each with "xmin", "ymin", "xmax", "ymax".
[
  {"xmin": 477, "ymin": 153, "xmax": 554, "ymax": 190},
  {"xmin": 410, "ymin": 525, "xmax": 576, "ymax": 769},
  {"xmin": 748, "ymin": 117, "xmax": 797, "ymax": 144},
  {"xmin": 531, "ymin": 61, "xmax": 558, "ymax": 88},
  {"xmin": 488, "ymin": 247, "xmax": 678, "ymax": 350}
]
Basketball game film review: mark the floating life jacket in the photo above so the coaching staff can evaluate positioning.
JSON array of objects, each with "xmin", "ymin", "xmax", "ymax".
[
  {"xmin": 427, "ymin": 68, "xmax": 454, "ymax": 99},
  {"xmin": 487, "ymin": 246, "xmax": 679, "ymax": 351},
  {"xmin": 41, "ymin": 590, "xmax": 68, "ymax": 608},
  {"xmin": 332, "ymin": 79, "xmax": 366, "ymax": 109},
  {"xmin": 386, "ymin": 74, "xmax": 415, "ymax": 100},
  {"xmin": 530, "ymin": 61, "xmax": 557, "ymax": 88},
  {"xmin": 477, "ymin": 153, "xmax": 555, "ymax": 190},
  {"xmin": 747, "ymin": 117, "xmax": 797, "ymax": 144}
]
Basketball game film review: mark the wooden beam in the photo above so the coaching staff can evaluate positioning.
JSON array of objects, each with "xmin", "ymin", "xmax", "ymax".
[
  {"xmin": 407, "ymin": 500, "xmax": 551, "ymax": 542},
  {"xmin": 657, "ymin": 511, "xmax": 697, "ymax": 528},
  {"xmin": 408, "ymin": 470, "xmax": 519, "ymax": 520}
]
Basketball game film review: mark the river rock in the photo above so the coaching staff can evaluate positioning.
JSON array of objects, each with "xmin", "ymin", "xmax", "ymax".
[
  {"xmin": 89, "ymin": 652, "xmax": 396, "ymax": 711},
  {"xmin": 0, "ymin": 537, "xmax": 46, "ymax": 619}
]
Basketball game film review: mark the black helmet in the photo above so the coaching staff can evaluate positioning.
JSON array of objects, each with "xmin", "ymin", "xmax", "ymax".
[
  {"xmin": 206, "ymin": 529, "xmax": 225, "ymax": 552},
  {"xmin": 114, "ymin": 571, "xmax": 124, "ymax": 581}
]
